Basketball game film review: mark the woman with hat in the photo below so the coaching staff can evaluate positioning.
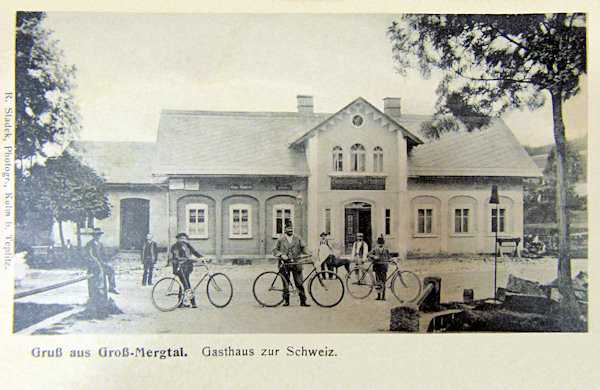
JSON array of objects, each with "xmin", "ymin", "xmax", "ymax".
[
  {"xmin": 169, "ymin": 232, "xmax": 203, "ymax": 308},
  {"xmin": 367, "ymin": 235, "xmax": 390, "ymax": 300}
]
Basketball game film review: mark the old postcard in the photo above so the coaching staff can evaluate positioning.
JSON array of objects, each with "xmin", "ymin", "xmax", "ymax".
[{"xmin": 0, "ymin": 1, "xmax": 598, "ymax": 389}]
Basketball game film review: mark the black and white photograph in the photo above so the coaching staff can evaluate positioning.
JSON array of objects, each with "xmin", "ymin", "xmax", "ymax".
[{"xmin": 0, "ymin": 3, "xmax": 597, "ymax": 389}]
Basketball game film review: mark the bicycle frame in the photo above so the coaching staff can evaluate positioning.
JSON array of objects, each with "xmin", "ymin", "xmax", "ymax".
[
  {"xmin": 276, "ymin": 255, "xmax": 317, "ymax": 293},
  {"xmin": 355, "ymin": 257, "xmax": 403, "ymax": 286}
]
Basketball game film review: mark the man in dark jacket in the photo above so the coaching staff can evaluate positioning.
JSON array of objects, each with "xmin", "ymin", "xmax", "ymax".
[
  {"xmin": 169, "ymin": 232, "xmax": 202, "ymax": 308},
  {"xmin": 141, "ymin": 233, "xmax": 158, "ymax": 286},
  {"xmin": 86, "ymin": 228, "xmax": 118, "ymax": 294},
  {"xmin": 368, "ymin": 235, "xmax": 390, "ymax": 300},
  {"xmin": 273, "ymin": 223, "xmax": 310, "ymax": 307}
]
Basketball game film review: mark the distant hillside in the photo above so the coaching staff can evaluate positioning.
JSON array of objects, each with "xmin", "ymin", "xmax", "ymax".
[{"xmin": 524, "ymin": 134, "xmax": 587, "ymax": 156}]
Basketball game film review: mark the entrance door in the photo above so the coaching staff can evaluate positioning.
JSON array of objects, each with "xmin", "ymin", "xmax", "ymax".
[
  {"xmin": 344, "ymin": 202, "xmax": 372, "ymax": 253},
  {"xmin": 120, "ymin": 198, "xmax": 150, "ymax": 250}
]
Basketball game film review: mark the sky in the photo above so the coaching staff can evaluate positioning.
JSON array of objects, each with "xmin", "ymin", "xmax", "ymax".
[{"xmin": 43, "ymin": 13, "xmax": 588, "ymax": 147}]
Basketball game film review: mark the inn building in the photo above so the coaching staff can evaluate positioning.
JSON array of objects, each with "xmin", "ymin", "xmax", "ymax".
[{"xmin": 70, "ymin": 96, "xmax": 541, "ymax": 257}]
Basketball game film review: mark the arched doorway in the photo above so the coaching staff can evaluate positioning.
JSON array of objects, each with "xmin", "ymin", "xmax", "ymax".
[
  {"xmin": 344, "ymin": 201, "xmax": 372, "ymax": 253},
  {"xmin": 120, "ymin": 198, "xmax": 150, "ymax": 250}
]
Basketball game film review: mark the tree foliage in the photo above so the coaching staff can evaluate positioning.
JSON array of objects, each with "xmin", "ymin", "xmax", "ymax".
[
  {"xmin": 15, "ymin": 151, "xmax": 111, "ymax": 228},
  {"xmin": 389, "ymin": 14, "xmax": 587, "ymax": 298},
  {"xmin": 389, "ymin": 14, "xmax": 586, "ymax": 137},
  {"xmin": 16, "ymin": 11, "xmax": 80, "ymax": 164}
]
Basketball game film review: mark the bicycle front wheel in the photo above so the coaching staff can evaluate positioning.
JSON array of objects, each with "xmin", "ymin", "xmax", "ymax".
[
  {"xmin": 309, "ymin": 271, "xmax": 344, "ymax": 308},
  {"xmin": 152, "ymin": 277, "xmax": 183, "ymax": 312},
  {"xmin": 345, "ymin": 267, "xmax": 374, "ymax": 299},
  {"xmin": 391, "ymin": 270, "xmax": 422, "ymax": 303},
  {"xmin": 206, "ymin": 272, "xmax": 233, "ymax": 308},
  {"xmin": 252, "ymin": 271, "xmax": 286, "ymax": 307}
]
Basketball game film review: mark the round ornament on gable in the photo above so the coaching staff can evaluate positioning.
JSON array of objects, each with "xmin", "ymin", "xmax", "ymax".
[{"xmin": 351, "ymin": 114, "xmax": 364, "ymax": 127}]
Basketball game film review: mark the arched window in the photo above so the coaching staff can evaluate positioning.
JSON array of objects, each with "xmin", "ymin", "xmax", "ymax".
[
  {"xmin": 350, "ymin": 144, "xmax": 366, "ymax": 172},
  {"xmin": 332, "ymin": 146, "xmax": 343, "ymax": 172},
  {"xmin": 373, "ymin": 146, "xmax": 384, "ymax": 172}
]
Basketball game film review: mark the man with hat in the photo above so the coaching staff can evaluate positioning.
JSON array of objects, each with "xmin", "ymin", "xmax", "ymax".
[
  {"xmin": 351, "ymin": 232, "xmax": 369, "ymax": 266},
  {"xmin": 169, "ymin": 232, "xmax": 202, "ymax": 308},
  {"xmin": 273, "ymin": 222, "xmax": 310, "ymax": 307},
  {"xmin": 85, "ymin": 228, "xmax": 118, "ymax": 294},
  {"xmin": 140, "ymin": 233, "xmax": 158, "ymax": 286},
  {"xmin": 367, "ymin": 235, "xmax": 391, "ymax": 300}
]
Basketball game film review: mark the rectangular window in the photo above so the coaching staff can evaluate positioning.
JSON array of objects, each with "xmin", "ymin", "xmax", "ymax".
[
  {"xmin": 454, "ymin": 208, "xmax": 469, "ymax": 233},
  {"xmin": 325, "ymin": 208, "xmax": 331, "ymax": 234},
  {"xmin": 230, "ymin": 204, "xmax": 252, "ymax": 238},
  {"xmin": 385, "ymin": 209, "xmax": 391, "ymax": 235},
  {"xmin": 491, "ymin": 208, "xmax": 506, "ymax": 233},
  {"xmin": 333, "ymin": 152, "xmax": 343, "ymax": 172},
  {"xmin": 186, "ymin": 204, "xmax": 208, "ymax": 239},
  {"xmin": 273, "ymin": 205, "xmax": 294, "ymax": 236},
  {"xmin": 417, "ymin": 208, "xmax": 433, "ymax": 234},
  {"xmin": 374, "ymin": 154, "xmax": 383, "ymax": 172}
]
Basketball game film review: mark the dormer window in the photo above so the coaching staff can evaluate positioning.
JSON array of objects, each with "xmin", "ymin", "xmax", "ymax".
[
  {"xmin": 350, "ymin": 144, "xmax": 366, "ymax": 172},
  {"xmin": 373, "ymin": 146, "xmax": 383, "ymax": 172},
  {"xmin": 332, "ymin": 146, "xmax": 343, "ymax": 172}
]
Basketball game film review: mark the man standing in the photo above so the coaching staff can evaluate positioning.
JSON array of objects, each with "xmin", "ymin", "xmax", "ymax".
[
  {"xmin": 273, "ymin": 223, "xmax": 310, "ymax": 307},
  {"xmin": 169, "ymin": 232, "xmax": 202, "ymax": 308},
  {"xmin": 351, "ymin": 232, "xmax": 369, "ymax": 265},
  {"xmin": 86, "ymin": 228, "xmax": 118, "ymax": 294},
  {"xmin": 141, "ymin": 233, "xmax": 158, "ymax": 286},
  {"xmin": 367, "ymin": 235, "xmax": 391, "ymax": 300}
]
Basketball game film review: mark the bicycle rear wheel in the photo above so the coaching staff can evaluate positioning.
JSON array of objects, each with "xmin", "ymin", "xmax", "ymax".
[
  {"xmin": 309, "ymin": 271, "xmax": 344, "ymax": 308},
  {"xmin": 152, "ymin": 277, "xmax": 183, "ymax": 312},
  {"xmin": 206, "ymin": 272, "xmax": 233, "ymax": 308},
  {"xmin": 252, "ymin": 271, "xmax": 286, "ymax": 307},
  {"xmin": 391, "ymin": 270, "xmax": 421, "ymax": 303},
  {"xmin": 345, "ymin": 267, "xmax": 374, "ymax": 299}
]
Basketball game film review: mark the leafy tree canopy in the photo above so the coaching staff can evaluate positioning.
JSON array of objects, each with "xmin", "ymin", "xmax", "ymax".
[
  {"xmin": 388, "ymin": 14, "xmax": 586, "ymax": 138},
  {"xmin": 16, "ymin": 11, "xmax": 80, "ymax": 165},
  {"xmin": 15, "ymin": 151, "xmax": 111, "ymax": 226}
]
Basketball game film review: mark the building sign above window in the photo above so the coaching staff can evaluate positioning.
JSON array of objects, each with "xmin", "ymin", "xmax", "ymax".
[
  {"xmin": 331, "ymin": 176, "xmax": 385, "ymax": 190},
  {"xmin": 275, "ymin": 183, "xmax": 292, "ymax": 190},
  {"xmin": 230, "ymin": 183, "xmax": 253, "ymax": 190}
]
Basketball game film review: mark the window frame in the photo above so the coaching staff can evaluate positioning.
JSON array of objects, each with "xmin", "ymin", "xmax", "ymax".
[
  {"xmin": 350, "ymin": 143, "xmax": 366, "ymax": 172},
  {"xmin": 332, "ymin": 146, "xmax": 343, "ymax": 172},
  {"xmin": 451, "ymin": 206, "xmax": 473, "ymax": 236},
  {"xmin": 186, "ymin": 203, "xmax": 209, "ymax": 239},
  {"xmin": 489, "ymin": 206, "xmax": 508, "ymax": 235},
  {"xmin": 229, "ymin": 203, "xmax": 252, "ymax": 239},
  {"xmin": 384, "ymin": 208, "xmax": 392, "ymax": 236},
  {"xmin": 373, "ymin": 146, "xmax": 384, "ymax": 173},
  {"xmin": 414, "ymin": 205, "xmax": 436, "ymax": 237},
  {"xmin": 272, "ymin": 204, "xmax": 295, "ymax": 238}
]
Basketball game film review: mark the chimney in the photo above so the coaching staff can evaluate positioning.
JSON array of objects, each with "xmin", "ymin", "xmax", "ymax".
[
  {"xmin": 383, "ymin": 97, "xmax": 401, "ymax": 120},
  {"xmin": 297, "ymin": 95, "xmax": 314, "ymax": 115}
]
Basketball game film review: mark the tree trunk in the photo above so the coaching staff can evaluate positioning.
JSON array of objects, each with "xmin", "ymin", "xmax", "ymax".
[
  {"xmin": 58, "ymin": 220, "xmax": 65, "ymax": 247},
  {"xmin": 550, "ymin": 90, "xmax": 573, "ymax": 301}
]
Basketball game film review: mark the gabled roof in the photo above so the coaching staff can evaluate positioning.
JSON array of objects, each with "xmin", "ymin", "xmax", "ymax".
[
  {"xmin": 289, "ymin": 97, "xmax": 423, "ymax": 148},
  {"xmin": 71, "ymin": 141, "xmax": 157, "ymax": 184},
  {"xmin": 405, "ymin": 116, "xmax": 542, "ymax": 178},
  {"xmin": 154, "ymin": 110, "xmax": 329, "ymax": 176}
]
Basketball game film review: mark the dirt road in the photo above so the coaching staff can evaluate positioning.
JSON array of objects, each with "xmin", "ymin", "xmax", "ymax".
[{"xmin": 15, "ymin": 256, "xmax": 587, "ymax": 334}]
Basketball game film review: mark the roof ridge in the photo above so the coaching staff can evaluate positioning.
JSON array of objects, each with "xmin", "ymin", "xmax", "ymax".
[{"xmin": 161, "ymin": 109, "xmax": 331, "ymax": 118}]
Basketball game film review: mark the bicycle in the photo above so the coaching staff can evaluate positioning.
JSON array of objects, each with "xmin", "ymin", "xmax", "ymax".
[
  {"xmin": 151, "ymin": 257, "xmax": 233, "ymax": 311},
  {"xmin": 345, "ymin": 257, "xmax": 421, "ymax": 303},
  {"xmin": 252, "ymin": 255, "xmax": 345, "ymax": 308}
]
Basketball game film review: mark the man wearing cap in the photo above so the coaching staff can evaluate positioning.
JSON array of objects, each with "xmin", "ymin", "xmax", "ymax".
[
  {"xmin": 351, "ymin": 232, "xmax": 369, "ymax": 265},
  {"xmin": 367, "ymin": 235, "xmax": 391, "ymax": 300},
  {"xmin": 141, "ymin": 233, "xmax": 158, "ymax": 286},
  {"xmin": 85, "ymin": 228, "xmax": 118, "ymax": 294},
  {"xmin": 169, "ymin": 232, "xmax": 202, "ymax": 308},
  {"xmin": 273, "ymin": 223, "xmax": 310, "ymax": 307}
]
